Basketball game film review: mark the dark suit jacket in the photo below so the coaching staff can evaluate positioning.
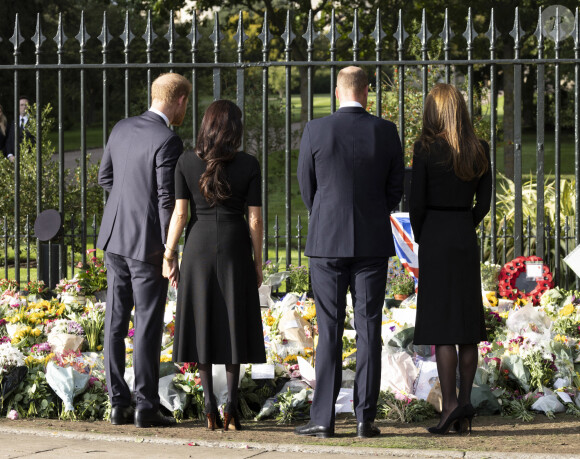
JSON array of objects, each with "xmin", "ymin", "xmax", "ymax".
[
  {"xmin": 297, "ymin": 106, "xmax": 405, "ymax": 258},
  {"xmin": 5, "ymin": 120, "xmax": 34, "ymax": 158},
  {"xmin": 97, "ymin": 111, "xmax": 183, "ymax": 265}
]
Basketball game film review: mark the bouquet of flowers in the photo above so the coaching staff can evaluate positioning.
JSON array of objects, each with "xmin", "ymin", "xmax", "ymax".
[
  {"xmin": 481, "ymin": 261, "xmax": 501, "ymax": 291},
  {"xmin": 25, "ymin": 280, "xmax": 47, "ymax": 297},
  {"xmin": 0, "ymin": 279, "xmax": 19, "ymax": 293},
  {"xmin": 74, "ymin": 249, "xmax": 107, "ymax": 296},
  {"xmin": 0, "ymin": 342, "xmax": 25, "ymax": 375},
  {"xmin": 46, "ymin": 319, "xmax": 85, "ymax": 354},
  {"xmin": 78, "ymin": 302, "xmax": 105, "ymax": 352},
  {"xmin": 55, "ymin": 277, "xmax": 85, "ymax": 298}
]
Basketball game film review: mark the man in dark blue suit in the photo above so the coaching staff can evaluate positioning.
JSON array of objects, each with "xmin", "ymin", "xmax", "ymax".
[
  {"xmin": 97, "ymin": 73, "xmax": 191, "ymax": 428},
  {"xmin": 295, "ymin": 66, "xmax": 404, "ymax": 438}
]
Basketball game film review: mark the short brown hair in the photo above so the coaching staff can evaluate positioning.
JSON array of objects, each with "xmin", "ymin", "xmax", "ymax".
[
  {"xmin": 151, "ymin": 73, "xmax": 192, "ymax": 104},
  {"xmin": 337, "ymin": 66, "xmax": 368, "ymax": 96}
]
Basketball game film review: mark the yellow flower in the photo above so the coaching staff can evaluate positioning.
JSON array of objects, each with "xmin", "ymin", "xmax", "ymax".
[
  {"xmin": 342, "ymin": 348, "xmax": 357, "ymax": 360},
  {"xmin": 283, "ymin": 354, "xmax": 298, "ymax": 364},
  {"xmin": 265, "ymin": 316, "xmax": 276, "ymax": 326},
  {"xmin": 486, "ymin": 292, "xmax": 498, "ymax": 307},
  {"xmin": 499, "ymin": 311, "xmax": 509, "ymax": 319},
  {"xmin": 160, "ymin": 355, "xmax": 172, "ymax": 362},
  {"xmin": 560, "ymin": 304, "xmax": 575, "ymax": 317},
  {"xmin": 97, "ymin": 345, "xmax": 103, "ymax": 351}
]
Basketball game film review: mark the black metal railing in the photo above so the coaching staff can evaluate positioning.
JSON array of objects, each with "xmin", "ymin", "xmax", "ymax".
[{"xmin": 0, "ymin": 6, "xmax": 578, "ymax": 288}]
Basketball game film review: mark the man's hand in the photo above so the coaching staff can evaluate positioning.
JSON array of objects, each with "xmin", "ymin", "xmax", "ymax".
[{"xmin": 255, "ymin": 260, "xmax": 263, "ymax": 288}]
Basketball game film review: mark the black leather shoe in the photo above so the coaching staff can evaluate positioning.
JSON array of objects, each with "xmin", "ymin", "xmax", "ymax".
[
  {"xmin": 110, "ymin": 405, "xmax": 134, "ymax": 425},
  {"xmin": 295, "ymin": 421, "xmax": 334, "ymax": 438},
  {"xmin": 357, "ymin": 421, "xmax": 380, "ymax": 438},
  {"xmin": 134, "ymin": 409, "xmax": 176, "ymax": 428}
]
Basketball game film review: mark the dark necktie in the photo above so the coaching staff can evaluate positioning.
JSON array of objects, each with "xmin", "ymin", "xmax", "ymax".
[{"xmin": 20, "ymin": 118, "xmax": 24, "ymax": 129}]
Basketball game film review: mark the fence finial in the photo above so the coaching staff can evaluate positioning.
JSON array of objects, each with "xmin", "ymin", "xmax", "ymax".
[
  {"xmin": 53, "ymin": 12, "xmax": 68, "ymax": 52},
  {"xmin": 348, "ymin": 8, "xmax": 361, "ymax": 58},
  {"xmin": 121, "ymin": 10, "xmax": 134, "ymax": 52},
  {"xmin": 281, "ymin": 10, "xmax": 295, "ymax": 50},
  {"xmin": 10, "ymin": 13, "xmax": 25, "ymax": 52},
  {"xmin": 303, "ymin": 9, "xmax": 319, "ymax": 52},
  {"xmin": 165, "ymin": 10, "xmax": 177, "ymax": 54},
  {"xmin": 440, "ymin": 8, "xmax": 454, "ymax": 49},
  {"xmin": 575, "ymin": 7, "xmax": 580, "ymax": 49},
  {"xmin": 143, "ymin": 10, "xmax": 158, "ymax": 51},
  {"xmin": 371, "ymin": 8, "xmax": 386, "ymax": 49},
  {"xmin": 234, "ymin": 11, "xmax": 249, "ymax": 53},
  {"xmin": 463, "ymin": 7, "xmax": 477, "ymax": 48},
  {"xmin": 75, "ymin": 11, "xmax": 90, "ymax": 50},
  {"xmin": 209, "ymin": 11, "xmax": 224, "ymax": 55},
  {"xmin": 418, "ymin": 8, "xmax": 431, "ymax": 48},
  {"xmin": 98, "ymin": 11, "xmax": 113, "ymax": 49},
  {"xmin": 533, "ymin": 7, "xmax": 544, "ymax": 50},
  {"xmin": 258, "ymin": 10, "xmax": 273, "ymax": 53},
  {"xmin": 187, "ymin": 10, "xmax": 202, "ymax": 52},
  {"xmin": 393, "ymin": 9, "xmax": 408, "ymax": 55},
  {"xmin": 509, "ymin": 6, "xmax": 525, "ymax": 56},
  {"xmin": 485, "ymin": 8, "xmax": 500, "ymax": 53},
  {"xmin": 326, "ymin": 8, "xmax": 338, "ymax": 50},
  {"xmin": 32, "ymin": 13, "xmax": 46, "ymax": 52}
]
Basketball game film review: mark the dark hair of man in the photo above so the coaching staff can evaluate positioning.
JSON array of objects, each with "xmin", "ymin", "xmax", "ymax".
[
  {"xmin": 336, "ymin": 67, "xmax": 368, "ymax": 96},
  {"xmin": 196, "ymin": 100, "xmax": 243, "ymax": 206},
  {"xmin": 419, "ymin": 83, "xmax": 488, "ymax": 181}
]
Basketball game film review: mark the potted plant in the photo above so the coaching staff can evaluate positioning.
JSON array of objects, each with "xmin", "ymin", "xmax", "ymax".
[
  {"xmin": 390, "ymin": 272, "xmax": 415, "ymax": 300},
  {"xmin": 54, "ymin": 277, "xmax": 86, "ymax": 308},
  {"xmin": 25, "ymin": 280, "xmax": 47, "ymax": 303}
]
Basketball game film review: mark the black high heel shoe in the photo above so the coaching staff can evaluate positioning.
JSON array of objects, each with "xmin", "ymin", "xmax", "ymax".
[
  {"xmin": 223, "ymin": 402, "xmax": 242, "ymax": 431},
  {"xmin": 461, "ymin": 404, "xmax": 475, "ymax": 434},
  {"xmin": 427, "ymin": 405, "xmax": 464, "ymax": 435}
]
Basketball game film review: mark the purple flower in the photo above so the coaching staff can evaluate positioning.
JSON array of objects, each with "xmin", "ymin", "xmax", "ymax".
[
  {"xmin": 390, "ymin": 326, "xmax": 396, "ymax": 332},
  {"xmin": 0, "ymin": 319, "xmax": 6, "ymax": 326},
  {"xmin": 127, "ymin": 328, "xmax": 135, "ymax": 338},
  {"xmin": 31, "ymin": 342, "xmax": 52, "ymax": 354},
  {"xmin": 0, "ymin": 336, "xmax": 10, "ymax": 344},
  {"xmin": 67, "ymin": 321, "xmax": 84, "ymax": 335}
]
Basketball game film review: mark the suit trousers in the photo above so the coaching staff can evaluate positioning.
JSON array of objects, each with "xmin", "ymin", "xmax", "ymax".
[
  {"xmin": 309, "ymin": 256, "xmax": 388, "ymax": 427},
  {"xmin": 104, "ymin": 252, "xmax": 168, "ymax": 411}
]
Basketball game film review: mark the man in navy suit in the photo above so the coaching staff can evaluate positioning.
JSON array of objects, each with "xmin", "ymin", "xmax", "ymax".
[
  {"xmin": 295, "ymin": 66, "xmax": 404, "ymax": 438},
  {"xmin": 5, "ymin": 96, "xmax": 32, "ymax": 162},
  {"xmin": 97, "ymin": 73, "xmax": 191, "ymax": 428}
]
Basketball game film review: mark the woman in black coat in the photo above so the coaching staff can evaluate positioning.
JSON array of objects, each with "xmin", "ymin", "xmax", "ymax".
[{"xmin": 410, "ymin": 83, "xmax": 491, "ymax": 435}]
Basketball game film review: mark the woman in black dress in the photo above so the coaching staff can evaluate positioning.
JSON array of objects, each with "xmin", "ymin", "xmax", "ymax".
[
  {"xmin": 163, "ymin": 100, "xmax": 266, "ymax": 431},
  {"xmin": 410, "ymin": 84, "xmax": 491, "ymax": 435}
]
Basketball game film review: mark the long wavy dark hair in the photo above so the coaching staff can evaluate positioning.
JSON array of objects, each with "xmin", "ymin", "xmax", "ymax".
[
  {"xmin": 419, "ymin": 83, "xmax": 488, "ymax": 181},
  {"xmin": 196, "ymin": 100, "xmax": 243, "ymax": 206}
]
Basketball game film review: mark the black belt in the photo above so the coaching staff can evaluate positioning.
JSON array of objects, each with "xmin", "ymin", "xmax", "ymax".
[
  {"xmin": 427, "ymin": 205, "xmax": 471, "ymax": 212},
  {"xmin": 195, "ymin": 214, "xmax": 244, "ymax": 221}
]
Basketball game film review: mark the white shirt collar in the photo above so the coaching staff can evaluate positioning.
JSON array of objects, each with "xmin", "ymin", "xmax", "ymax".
[
  {"xmin": 339, "ymin": 101, "xmax": 363, "ymax": 109},
  {"xmin": 148, "ymin": 108, "xmax": 170, "ymax": 127}
]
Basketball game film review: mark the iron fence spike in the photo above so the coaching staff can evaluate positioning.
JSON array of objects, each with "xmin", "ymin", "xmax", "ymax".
[
  {"xmin": 32, "ymin": 13, "xmax": 46, "ymax": 50},
  {"xmin": 325, "ymin": 8, "xmax": 338, "ymax": 47},
  {"xmin": 258, "ymin": 10, "xmax": 273, "ymax": 51},
  {"xmin": 462, "ymin": 7, "xmax": 478, "ymax": 46},
  {"xmin": 187, "ymin": 10, "xmax": 202, "ymax": 49},
  {"xmin": 143, "ymin": 10, "xmax": 158, "ymax": 48},
  {"xmin": 164, "ymin": 10, "xmax": 178, "ymax": 49},
  {"xmin": 233, "ymin": 10, "xmax": 249, "ymax": 49},
  {"xmin": 53, "ymin": 12, "xmax": 68, "ymax": 50},
  {"xmin": 418, "ymin": 9, "xmax": 432, "ymax": 47},
  {"xmin": 509, "ymin": 6, "xmax": 525, "ymax": 50},
  {"xmin": 75, "ymin": 11, "xmax": 91, "ymax": 49},
  {"xmin": 281, "ymin": 10, "xmax": 295, "ymax": 48},
  {"xmin": 209, "ymin": 11, "xmax": 224, "ymax": 50},
  {"xmin": 303, "ymin": 9, "xmax": 320, "ymax": 47},
  {"xmin": 393, "ymin": 9, "xmax": 408, "ymax": 50},
  {"xmin": 120, "ymin": 10, "xmax": 135, "ymax": 49},
  {"xmin": 371, "ymin": 8, "xmax": 386, "ymax": 45},
  {"xmin": 98, "ymin": 11, "xmax": 113, "ymax": 48},
  {"xmin": 348, "ymin": 9, "xmax": 361, "ymax": 46},
  {"xmin": 10, "ymin": 13, "xmax": 25, "ymax": 51}
]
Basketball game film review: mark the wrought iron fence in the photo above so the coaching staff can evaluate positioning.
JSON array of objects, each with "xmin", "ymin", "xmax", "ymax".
[{"xmin": 0, "ymin": 6, "xmax": 578, "ymax": 288}]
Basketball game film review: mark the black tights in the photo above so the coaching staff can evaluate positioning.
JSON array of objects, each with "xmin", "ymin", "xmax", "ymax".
[
  {"xmin": 197, "ymin": 363, "xmax": 241, "ymax": 411},
  {"xmin": 435, "ymin": 344, "xmax": 478, "ymax": 426}
]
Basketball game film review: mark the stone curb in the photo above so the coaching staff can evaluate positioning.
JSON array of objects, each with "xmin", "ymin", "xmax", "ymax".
[{"xmin": 0, "ymin": 426, "xmax": 578, "ymax": 459}]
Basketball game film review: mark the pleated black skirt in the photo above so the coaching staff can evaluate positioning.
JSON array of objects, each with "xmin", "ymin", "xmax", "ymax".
[
  {"xmin": 413, "ymin": 209, "xmax": 487, "ymax": 345},
  {"xmin": 173, "ymin": 215, "xmax": 266, "ymax": 364}
]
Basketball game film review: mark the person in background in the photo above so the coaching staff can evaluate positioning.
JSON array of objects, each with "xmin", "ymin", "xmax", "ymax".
[
  {"xmin": 97, "ymin": 73, "xmax": 191, "ymax": 428},
  {"xmin": 0, "ymin": 104, "xmax": 7, "ymax": 157},
  {"xmin": 410, "ymin": 83, "xmax": 492, "ymax": 435},
  {"xmin": 163, "ymin": 100, "xmax": 266, "ymax": 432},
  {"xmin": 5, "ymin": 96, "xmax": 31, "ymax": 162}
]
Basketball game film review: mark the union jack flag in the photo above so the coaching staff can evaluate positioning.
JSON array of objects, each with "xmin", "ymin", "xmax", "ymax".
[{"xmin": 389, "ymin": 212, "xmax": 419, "ymax": 287}]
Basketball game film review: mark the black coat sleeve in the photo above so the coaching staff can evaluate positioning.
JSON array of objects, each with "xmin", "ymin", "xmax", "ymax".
[{"xmin": 409, "ymin": 142, "xmax": 428, "ymax": 244}]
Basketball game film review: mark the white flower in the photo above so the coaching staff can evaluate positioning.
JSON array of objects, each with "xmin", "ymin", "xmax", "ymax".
[
  {"xmin": 0, "ymin": 343, "xmax": 26, "ymax": 374},
  {"xmin": 7, "ymin": 410, "xmax": 19, "ymax": 420}
]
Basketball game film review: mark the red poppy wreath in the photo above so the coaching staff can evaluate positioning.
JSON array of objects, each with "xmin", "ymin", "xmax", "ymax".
[{"xmin": 498, "ymin": 255, "xmax": 554, "ymax": 305}]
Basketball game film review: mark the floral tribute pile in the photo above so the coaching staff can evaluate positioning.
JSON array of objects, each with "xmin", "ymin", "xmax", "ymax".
[{"xmin": 0, "ymin": 255, "xmax": 579, "ymax": 425}]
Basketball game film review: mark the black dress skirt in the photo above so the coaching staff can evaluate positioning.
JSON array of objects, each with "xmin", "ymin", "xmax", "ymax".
[
  {"xmin": 409, "ymin": 139, "xmax": 492, "ymax": 345},
  {"xmin": 172, "ymin": 151, "xmax": 266, "ymax": 364}
]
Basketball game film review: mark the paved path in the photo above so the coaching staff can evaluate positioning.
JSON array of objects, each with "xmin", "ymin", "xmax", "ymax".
[{"xmin": 1, "ymin": 426, "xmax": 578, "ymax": 459}]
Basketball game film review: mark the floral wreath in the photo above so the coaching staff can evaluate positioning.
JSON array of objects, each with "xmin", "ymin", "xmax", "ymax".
[{"xmin": 498, "ymin": 255, "xmax": 553, "ymax": 305}]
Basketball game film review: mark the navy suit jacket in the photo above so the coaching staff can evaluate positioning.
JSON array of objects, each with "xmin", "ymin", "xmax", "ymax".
[
  {"xmin": 97, "ymin": 111, "xmax": 183, "ymax": 265},
  {"xmin": 297, "ymin": 106, "xmax": 404, "ymax": 258}
]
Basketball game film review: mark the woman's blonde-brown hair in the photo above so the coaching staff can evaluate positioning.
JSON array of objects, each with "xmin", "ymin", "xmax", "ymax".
[{"xmin": 419, "ymin": 83, "xmax": 488, "ymax": 181}]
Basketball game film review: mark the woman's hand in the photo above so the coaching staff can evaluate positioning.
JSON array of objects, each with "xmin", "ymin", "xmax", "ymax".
[{"xmin": 163, "ymin": 256, "xmax": 180, "ymax": 288}]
